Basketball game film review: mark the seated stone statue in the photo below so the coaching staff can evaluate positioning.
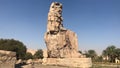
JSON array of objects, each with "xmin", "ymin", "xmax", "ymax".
[{"xmin": 44, "ymin": 2, "xmax": 82, "ymax": 58}]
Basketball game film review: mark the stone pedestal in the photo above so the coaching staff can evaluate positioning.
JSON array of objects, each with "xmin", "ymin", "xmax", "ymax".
[{"xmin": 43, "ymin": 58, "xmax": 92, "ymax": 68}]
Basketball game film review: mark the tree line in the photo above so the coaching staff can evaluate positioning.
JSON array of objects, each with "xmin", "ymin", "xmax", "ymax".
[
  {"xmin": 0, "ymin": 39, "xmax": 43, "ymax": 60},
  {"xmin": 83, "ymin": 45, "xmax": 120, "ymax": 63}
]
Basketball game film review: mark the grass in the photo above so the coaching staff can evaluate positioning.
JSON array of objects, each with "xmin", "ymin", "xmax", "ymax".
[
  {"xmin": 92, "ymin": 65, "xmax": 119, "ymax": 68},
  {"xmin": 92, "ymin": 62, "xmax": 120, "ymax": 68}
]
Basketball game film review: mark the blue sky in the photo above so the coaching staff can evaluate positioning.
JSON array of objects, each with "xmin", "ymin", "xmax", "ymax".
[{"xmin": 0, "ymin": 0, "xmax": 120, "ymax": 55}]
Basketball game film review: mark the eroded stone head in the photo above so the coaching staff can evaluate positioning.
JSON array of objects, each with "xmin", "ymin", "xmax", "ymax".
[
  {"xmin": 47, "ymin": 2, "xmax": 63, "ymax": 33},
  {"xmin": 50, "ymin": 2, "xmax": 62, "ymax": 13}
]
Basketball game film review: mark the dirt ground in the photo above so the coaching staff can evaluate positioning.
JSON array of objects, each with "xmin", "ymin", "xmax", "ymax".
[
  {"xmin": 16, "ymin": 64, "xmax": 72, "ymax": 68},
  {"xmin": 33, "ymin": 64, "xmax": 71, "ymax": 68}
]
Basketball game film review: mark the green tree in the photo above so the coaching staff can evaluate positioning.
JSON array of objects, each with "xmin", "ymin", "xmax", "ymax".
[
  {"xmin": 85, "ymin": 50, "xmax": 97, "ymax": 61},
  {"xmin": 95, "ymin": 56, "xmax": 103, "ymax": 62},
  {"xmin": 0, "ymin": 39, "xmax": 27, "ymax": 60},
  {"xmin": 34, "ymin": 49, "xmax": 43, "ymax": 59},
  {"xmin": 78, "ymin": 50, "xmax": 82, "ymax": 54},
  {"xmin": 24, "ymin": 52, "xmax": 33, "ymax": 60},
  {"xmin": 102, "ymin": 45, "xmax": 116, "ymax": 62},
  {"xmin": 115, "ymin": 48, "xmax": 120, "ymax": 60}
]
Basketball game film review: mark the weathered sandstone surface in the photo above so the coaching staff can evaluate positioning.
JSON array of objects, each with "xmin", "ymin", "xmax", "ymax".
[
  {"xmin": 0, "ymin": 50, "xmax": 16, "ymax": 68},
  {"xmin": 44, "ymin": 2, "xmax": 81, "ymax": 58},
  {"xmin": 43, "ymin": 2, "xmax": 92, "ymax": 68}
]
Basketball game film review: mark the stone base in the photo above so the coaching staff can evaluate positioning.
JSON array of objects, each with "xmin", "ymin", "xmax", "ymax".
[
  {"xmin": 0, "ymin": 63, "xmax": 15, "ymax": 68},
  {"xmin": 0, "ymin": 50, "xmax": 16, "ymax": 68},
  {"xmin": 43, "ymin": 58, "xmax": 92, "ymax": 68}
]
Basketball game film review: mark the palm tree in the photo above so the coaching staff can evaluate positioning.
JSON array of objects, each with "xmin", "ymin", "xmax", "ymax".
[
  {"xmin": 102, "ymin": 45, "xmax": 116, "ymax": 62},
  {"xmin": 115, "ymin": 48, "xmax": 120, "ymax": 60}
]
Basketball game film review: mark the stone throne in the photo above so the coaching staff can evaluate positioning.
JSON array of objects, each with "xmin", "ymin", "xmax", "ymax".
[{"xmin": 44, "ymin": 2, "xmax": 92, "ymax": 68}]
